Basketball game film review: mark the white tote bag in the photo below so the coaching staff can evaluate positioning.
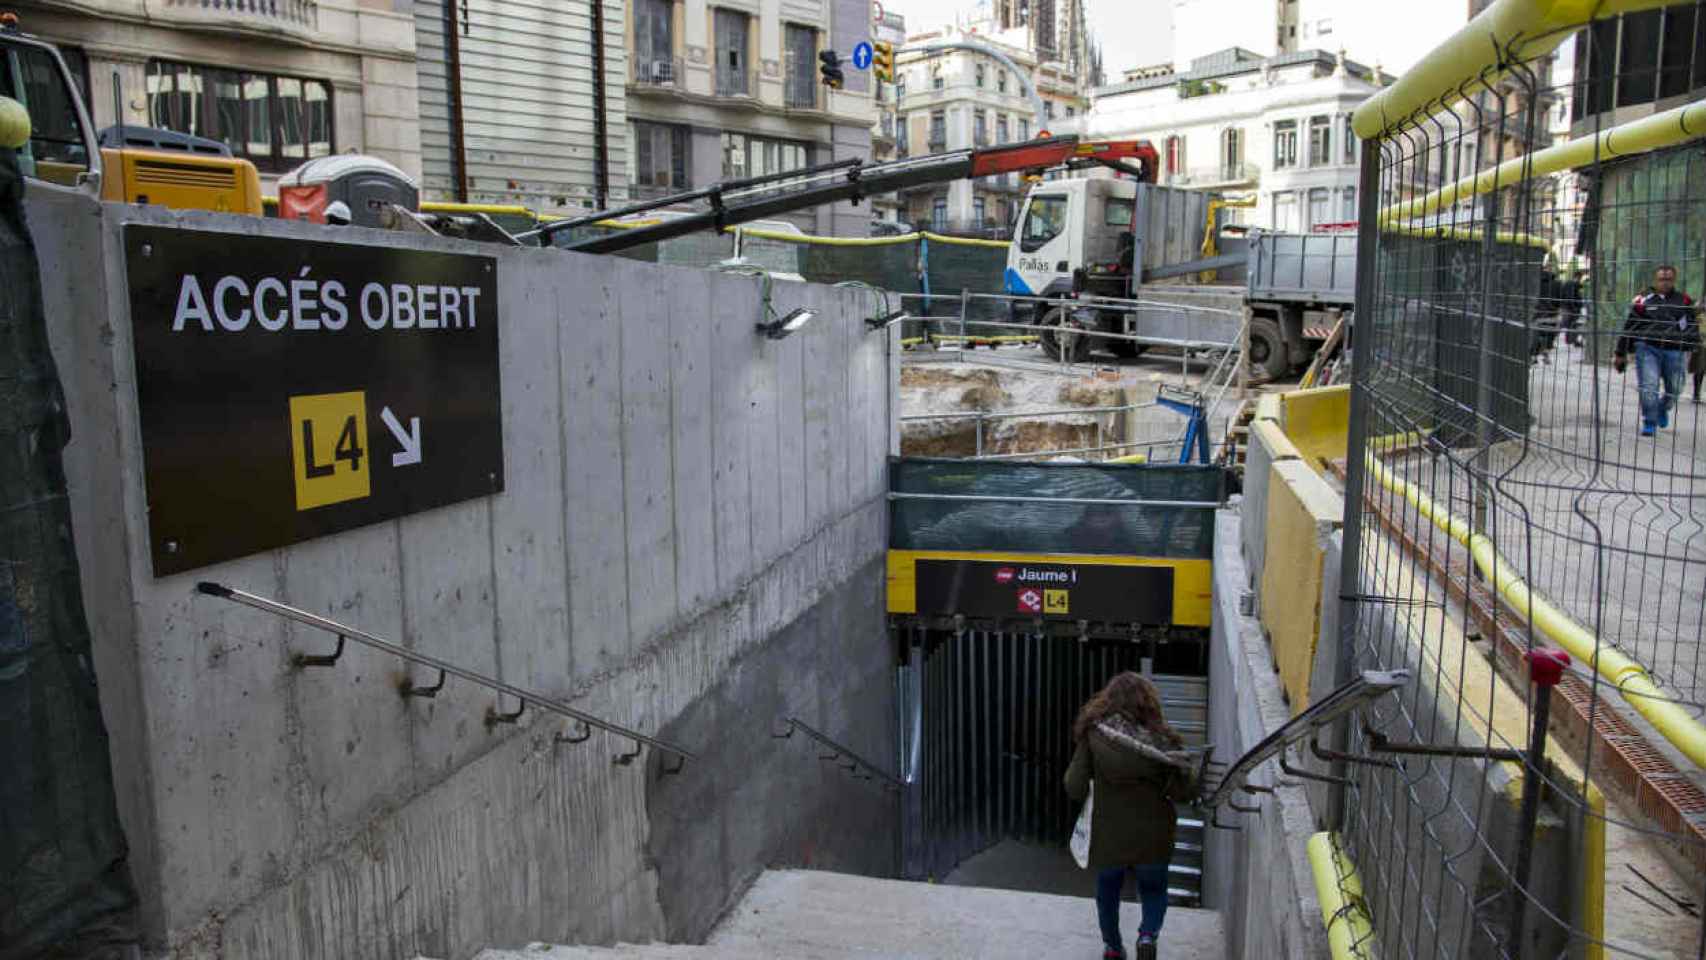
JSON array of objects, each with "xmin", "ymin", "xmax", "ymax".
[{"xmin": 1070, "ymin": 782, "xmax": 1094, "ymax": 868}]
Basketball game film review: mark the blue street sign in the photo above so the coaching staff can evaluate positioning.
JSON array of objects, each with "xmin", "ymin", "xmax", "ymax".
[{"xmin": 852, "ymin": 41, "xmax": 874, "ymax": 70}]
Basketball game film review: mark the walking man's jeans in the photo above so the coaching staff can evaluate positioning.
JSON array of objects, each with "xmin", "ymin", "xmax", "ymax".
[
  {"xmin": 1634, "ymin": 342, "xmax": 1687, "ymax": 426},
  {"xmin": 1097, "ymin": 863, "xmax": 1170, "ymax": 950}
]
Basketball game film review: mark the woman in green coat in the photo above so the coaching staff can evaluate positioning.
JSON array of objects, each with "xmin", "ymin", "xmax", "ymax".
[{"xmin": 1064, "ymin": 672, "xmax": 1195, "ymax": 960}]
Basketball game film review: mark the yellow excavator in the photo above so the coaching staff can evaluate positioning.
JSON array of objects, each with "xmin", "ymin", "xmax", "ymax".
[{"xmin": 2, "ymin": 13, "xmax": 261, "ymax": 213}]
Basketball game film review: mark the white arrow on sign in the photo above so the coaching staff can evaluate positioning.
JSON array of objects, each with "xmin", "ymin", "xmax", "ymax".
[{"xmin": 380, "ymin": 406, "xmax": 422, "ymax": 467}]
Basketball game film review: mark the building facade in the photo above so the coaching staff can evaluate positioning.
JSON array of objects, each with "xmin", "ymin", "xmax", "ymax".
[
  {"xmin": 14, "ymin": 0, "xmax": 421, "ymax": 187},
  {"xmin": 414, "ymin": 0, "xmax": 630, "ymax": 213},
  {"xmin": 1084, "ymin": 47, "xmax": 1381, "ymax": 232},
  {"xmin": 619, "ymin": 0, "xmax": 874, "ymax": 235},
  {"xmin": 890, "ymin": 24, "xmax": 1087, "ymax": 234},
  {"xmin": 869, "ymin": 8, "xmax": 906, "ymax": 222}
]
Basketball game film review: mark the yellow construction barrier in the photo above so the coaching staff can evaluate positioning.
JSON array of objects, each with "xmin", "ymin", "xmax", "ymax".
[
  {"xmin": 1278, "ymin": 386, "xmax": 1350, "ymax": 469},
  {"xmin": 1365, "ymin": 453, "xmax": 1706, "ymax": 769},
  {"xmin": 1352, "ymin": 0, "xmax": 1675, "ymax": 140},
  {"xmin": 1306, "ymin": 832, "xmax": 1376, "ymax": 960}
]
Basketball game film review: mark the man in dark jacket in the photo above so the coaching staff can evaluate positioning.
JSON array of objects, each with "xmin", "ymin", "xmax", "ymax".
[{"xmin": 1614, "ymin": 265, "xmax": 1700, "ymax": 434}]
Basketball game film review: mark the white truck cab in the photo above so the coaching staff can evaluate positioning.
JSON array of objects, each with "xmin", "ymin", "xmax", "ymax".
[{"xmin": 1004, "ymin": 178, "xmax": 1138, "ymax": 299}]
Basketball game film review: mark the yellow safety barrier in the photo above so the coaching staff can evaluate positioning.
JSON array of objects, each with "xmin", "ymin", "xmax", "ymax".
[
  {"xmin": 1583, "ymin": 785, "xmax": 1607, "ymax": 960},
  {"xmin": 1380, "ymin": 99, "xmax": 1706, "ymax": 226},
  {"xmin": 1352, "ymin": 0, "xmax": 1674, "ymax": 140},
  {"xmin": 1306, "ymin": 832, "xmax": 1376, "ymax": 960},
  {"xmin": 1364, "ymin": 453, "xmax": 1706, "ymax": 769}
]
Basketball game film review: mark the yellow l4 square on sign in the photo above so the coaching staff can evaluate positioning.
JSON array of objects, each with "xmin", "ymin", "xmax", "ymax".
[
  {"xmin": 289, "ymin": 391, "xmax": 371, "ymax": 510},
  {"xmin": 1044, "ymin": 589, "xmax": 1070, "ymax": 614}
]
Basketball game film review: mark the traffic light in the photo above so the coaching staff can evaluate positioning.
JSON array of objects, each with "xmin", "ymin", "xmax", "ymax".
[
  {"xmin": 873, "ymin": 41, "xmax": 895, "ymax": 83},
  {"xmin": 819, "ymin": 49, "xmax": 844, "ymax": 89}
]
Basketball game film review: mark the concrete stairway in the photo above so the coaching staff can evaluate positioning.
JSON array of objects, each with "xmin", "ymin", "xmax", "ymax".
[{"xmin": 473, "ymin": 868, "xmax": 1225, "ymax": 960}]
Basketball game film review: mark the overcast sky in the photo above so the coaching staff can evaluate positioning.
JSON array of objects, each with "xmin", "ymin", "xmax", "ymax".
[{"xmin": 884, "ymin": 0, "xmax": 1175, "ymax": 75}]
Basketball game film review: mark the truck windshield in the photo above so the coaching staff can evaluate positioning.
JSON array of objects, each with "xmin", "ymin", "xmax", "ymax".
[{"xmin": 1020, "ymin": 194, "xmax": 1066, "ymax": 252}]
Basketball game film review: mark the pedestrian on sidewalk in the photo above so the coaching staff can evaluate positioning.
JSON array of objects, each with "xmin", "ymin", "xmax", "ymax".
[
  {"xmin": 1064, "ymin": 672, "xmax": 1196, "ymax": 960},
  {"xmin": 1691, "ymin": 342, "xmax": 1704, "ymax": 404},
  {"xmin": 1613, "ymin": 265, "xmax": 1700, "ymax": 435}
]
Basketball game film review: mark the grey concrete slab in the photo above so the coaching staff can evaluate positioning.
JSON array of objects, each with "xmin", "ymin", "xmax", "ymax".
[
  {"xmin": 491, "ymin": 251, "xmax": 571, "ymax": 691},
  {"xmin": 400, "ymin": 499, "xmax": 499, "ymax": 782},
  {"xmin": 708, "ymin": 277, "xmax": 756, "ymax": 597},
  {"xmin": 775, "ymin": 314, "xmax": 809, "ymax": 552},
  {"xmin": 619, "ymin": 261, "xmax": 679, "ymax": 651},
  {"xmin": 278, "ymin": 525, "xmax": 414, "ymax": 840},
  {"xmin": 708, "ymin": 869, "xmax": 1226, "ymax": 959},
  {"xmin": 560, "ymin": 258, "xmax": 629, "ymax": 679},
  {"xmin": 668, "ymin": 268, "xmax": 718, "ymax": 618}
]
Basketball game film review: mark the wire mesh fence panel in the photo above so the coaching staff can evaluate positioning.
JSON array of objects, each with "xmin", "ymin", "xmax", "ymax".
[{"xmin": 1341, "ymin": 6, "xmax": 1706, "ymax": 958}]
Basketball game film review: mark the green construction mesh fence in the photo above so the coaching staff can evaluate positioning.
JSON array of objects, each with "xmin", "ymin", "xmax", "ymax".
[{"xmin": 888, "ymin": 457, "xmax": 1225, "ymax": 559}]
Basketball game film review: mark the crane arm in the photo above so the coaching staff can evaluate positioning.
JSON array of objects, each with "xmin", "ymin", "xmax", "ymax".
[{"xmin": 545, "ymin": 136, "xmax": 1158, "ymax": 256}]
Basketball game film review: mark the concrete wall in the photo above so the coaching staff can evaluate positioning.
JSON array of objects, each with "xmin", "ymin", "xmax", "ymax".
[
  {"xmin": 27, "ymin": 188, "xmax": 896, "ymax": 959},
  {"xmin": 1204, "ymin": 511, "xmax": 1329, "ymax": 960}
]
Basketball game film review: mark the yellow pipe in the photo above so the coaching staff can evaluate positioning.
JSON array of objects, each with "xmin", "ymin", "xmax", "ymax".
[
  {"xmin": 1380, "ymin": 100, "xmax": 1706, "ymax": 225},
  {"xmin": 1364, "ymin": 453, "xmax": 1706, "ymax": 768},
  {"xmin": 1352, "ymin": 0, "xmax": 1675, "ymax": 140},
  {"xmin": 1382, "ymin": 221, "xmax": 1550, "ymax": 251},
  {"xmin": 420, "ymin": 201, "xmax": 541, "ymax": 216},
  {"xmin": 1582, "ymin": 784, "xmax": 1606, "ymax": 960},
  {"xmin": 1307, "ymin": 832, "xmax": 1377, "ymax": 959},
  {"xmin": 1105, "ymin": 453, "xmax": 1149, "ymax": 464},
  {"xmin": 922, "ymin": 231, "xmax": 1011, "ymax": 249}
]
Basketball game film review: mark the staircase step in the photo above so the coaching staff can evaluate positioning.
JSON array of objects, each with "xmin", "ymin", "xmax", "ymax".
[{"xmin": 709, "ymin": 869, "xmax": 1225, "ymax": 959}]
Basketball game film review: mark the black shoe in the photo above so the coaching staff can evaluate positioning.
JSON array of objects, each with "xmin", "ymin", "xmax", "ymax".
[{"xmin": 1134, "ymin": 937, "xmax": 1157, "ymax": 960}]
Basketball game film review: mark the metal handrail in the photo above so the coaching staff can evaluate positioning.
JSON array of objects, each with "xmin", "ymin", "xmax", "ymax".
[
  {"xmin": 772, "ymin": 716, "xmax": 902, "ymax": 789},
  {"xmin": 195, "ymin": 582, "xmax": 695, "ymax": 762}
]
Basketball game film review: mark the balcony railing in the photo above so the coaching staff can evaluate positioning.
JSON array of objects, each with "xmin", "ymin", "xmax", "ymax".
[
  {"xmin": 784, "ymin": 72, "xmax": 821, "ymax": 110},
  {"xmin": 154, "ymin": 0, "xmax": 319, "ymax": 36},
  {"xmin": 630, "ymin": 55, "xmax": 684, "ymax": 89},
  {"xmin": 716, "ymin": 66, "xmax": 758, "ymax": 98},
  {"xmin": 928, "ymin": 129, "xmax": 946, "ymax": 150},
  {"xmin": 1167, "ymin": 162, "xmax": 1261, "ymax": 187}
]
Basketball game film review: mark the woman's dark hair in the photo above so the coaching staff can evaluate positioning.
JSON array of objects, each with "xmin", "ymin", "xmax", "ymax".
[{"xmin": 1073, "ymin": 671, "xmax": 1183, "ymax": 748}]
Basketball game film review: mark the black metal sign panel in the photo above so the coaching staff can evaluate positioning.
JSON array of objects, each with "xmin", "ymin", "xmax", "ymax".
[
  {"xmin": 913, "ymin": 558, "xmax": 1173, "ymax": 624},
  {"xmin": 124, "ymin": 225, "xmax": 503, "ymax": 575}
]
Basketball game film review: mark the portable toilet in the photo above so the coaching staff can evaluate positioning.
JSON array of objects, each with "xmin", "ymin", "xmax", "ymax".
[{"xmin": 277, "ymin": 155, "xmax": 418, "ymax": 226}]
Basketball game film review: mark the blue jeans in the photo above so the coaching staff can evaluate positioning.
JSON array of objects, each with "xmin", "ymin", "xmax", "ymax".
[
  {"xmin": 1634, "ymin": 342, "xmax": 1687, "ymax": 426},
  {"xmin": 1097, "ymin": 863, "xmax": 1170, "ymax": 950}
]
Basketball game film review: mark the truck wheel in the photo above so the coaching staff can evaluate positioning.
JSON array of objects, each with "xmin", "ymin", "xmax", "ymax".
[
  {"xmin": 1248, "ymin": 316, "xmax": 1289, "ymax": 381},
  {"xmin": 1038, "ymin": 305, "xmax": 1089, "ymax": 363}
]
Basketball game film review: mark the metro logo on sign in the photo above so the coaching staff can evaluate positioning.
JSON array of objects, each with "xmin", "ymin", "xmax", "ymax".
[
  {"xmin": 1044, "ymin": 589, "xmax": 1070, "ymax": 614},
  {"xmin": 1017, "ymin": 588, "xmax": 1043, "ymax": 613},
  {"xmin": 995, "ymin": 567, "xmax": 1016, "ymax": 584},
  {"xmin": 289, "ymin": 391, "xmax": 371, "ymax": 510}
]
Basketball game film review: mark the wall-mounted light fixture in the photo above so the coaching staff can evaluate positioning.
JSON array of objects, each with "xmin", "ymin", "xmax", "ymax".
[
  {"xmin": 757, "ymin": 307, "xmax": 816, "ymax": 340},
  {"xmin": 867, "ymin": 309, "xmax": 909, "ymax": 331}
]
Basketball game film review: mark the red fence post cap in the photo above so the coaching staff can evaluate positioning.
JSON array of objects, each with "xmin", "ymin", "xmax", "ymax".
[{"xmin": 1524, "ymin": 649, "xmax": 1571, "ymax": 688}]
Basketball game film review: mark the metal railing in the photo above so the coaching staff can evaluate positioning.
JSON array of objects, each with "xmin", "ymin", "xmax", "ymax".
[
  {"xmin": 772, "ymin": 716, "xmax": 902, "ymax": 790},
  {"xmin": 716, "ymin": 66, "xmax": 758, "ymax": 98},
  {"xmin": 784, "ymin": 71, "xmax": 821, "ymax": 109},
  {"xmin": 630, "ymin": 55, "xmax": 684, "ymax": 88},
  {"xmin": 194, "ymin": 582, "xmax": 695, "ymax": 766}
]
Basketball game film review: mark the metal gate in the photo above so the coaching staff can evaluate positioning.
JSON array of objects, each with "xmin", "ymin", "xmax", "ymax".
[{"xmin": 897, "ymin": 626, "xmax": 1208, "ymax": 904}]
